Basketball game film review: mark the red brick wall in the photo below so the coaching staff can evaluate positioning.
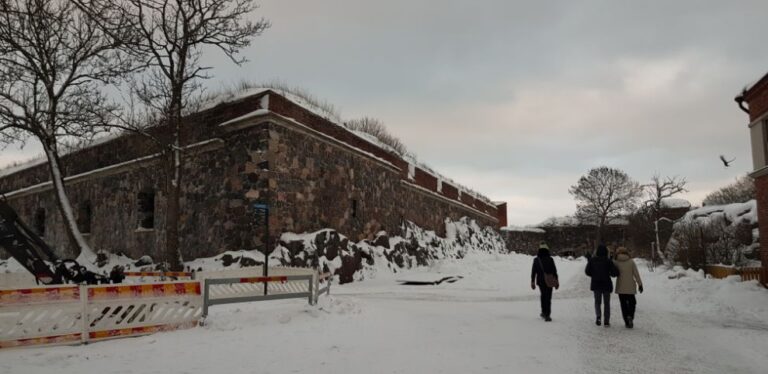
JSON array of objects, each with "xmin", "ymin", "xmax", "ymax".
[
  {"xmin": 413, "ymin": 168, "xmax": 438, "ymax": 191},
  {"xmin": 496, "ymin": 203, "xmax": 508, "ymax": 228},
  {"xmin": 755, "ymin": 176, "xmax": 768, "ymax": 286},
  {"xmin": 745, "ymin": 75, "xmax": 768, "ymax": 122}
]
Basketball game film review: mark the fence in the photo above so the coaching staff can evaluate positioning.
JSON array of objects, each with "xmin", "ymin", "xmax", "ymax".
[
  {"xmin": 0, "ymin": 281, "xmax": 202, "ymax": 349},
  {"xmin": 1, "ymin": 269, "xmax": 333, "ymax": 349},
  {"xmin": 704, "ymin": 265, "xmax": 763, "ymax": 284},
  {"xmin": 201, "ymin": 274, "xmax": 314, "ymax": 320}
]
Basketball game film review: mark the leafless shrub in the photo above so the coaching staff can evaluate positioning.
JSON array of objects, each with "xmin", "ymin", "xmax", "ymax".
[
  {"xmin": 703, "ymin": 175, "xmax": 755, "ymax": 206},
  {"xmin": 345, "ymin": 117, "xmax": 411, "ymax": 157}
]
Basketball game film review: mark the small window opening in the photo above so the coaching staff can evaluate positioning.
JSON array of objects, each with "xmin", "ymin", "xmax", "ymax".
[
  {"xmin": 351, "ymin": 199, "xmax": 358, "ymax": 219},
  {"xmin": 138, "ymin": 190, "xmax": 155, "ymax": 229},
  {"xmin": 257, "ymin": 160, "xmax": 269, "ymax": 170},
  {"xmin": 34, "ymin": 208, "xmax": 45, "ymax": 236},
  {"xmin": 77, "ymin": 201, "xmax": 92, "ymax": 234}
]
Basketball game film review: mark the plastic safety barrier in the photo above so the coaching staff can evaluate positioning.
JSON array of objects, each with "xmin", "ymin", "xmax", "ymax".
[{"xmin": 0, "ymin": 281, "xmax": 202, "ymax": 349}]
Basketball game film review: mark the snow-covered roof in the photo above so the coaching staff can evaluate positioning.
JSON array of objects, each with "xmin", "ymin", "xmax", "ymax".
[
  {"xmin": 678, "ymin": 200, "xmax": 757, "ymax": 227},
  {"xmin": 661, "ymin": 198, "xmax": 692, "ymax": 210}
]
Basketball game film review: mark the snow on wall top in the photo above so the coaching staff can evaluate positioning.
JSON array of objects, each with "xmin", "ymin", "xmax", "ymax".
[
  {"xmin": 500, "ymin": 226, "xmax": 546, "ymax": 234},
  {"xmin": 661, "ymin": 198, "xmax": 692, "ymax": 209},
  {"xmin": 536, "ymin": 215, "xmax": 629, "ymax": 227}
]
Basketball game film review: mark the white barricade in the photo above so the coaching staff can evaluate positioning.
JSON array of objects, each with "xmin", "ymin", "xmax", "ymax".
[
  {"xmin": 0, "ymin": 281, "xmax": 202, "ymax": 349},
  {"xmin": 85, "ymin": 282, "xmax": 202, "ymax": 342},
  {"xmin": 0, "ymin": 284, "xmax": 83, "ymax": 348}
]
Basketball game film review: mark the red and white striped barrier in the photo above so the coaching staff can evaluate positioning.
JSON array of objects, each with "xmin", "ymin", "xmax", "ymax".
[
  {"xmin": 0, "ymin": 281, "xmax": 203, "ymax": 349},
  {"xmin": 0, "ymin": 285, "xmax": 83, "ymax": 349},
  {"xmin": 123, "ymin": 271, "xmax": 194, "ymax": 278}
]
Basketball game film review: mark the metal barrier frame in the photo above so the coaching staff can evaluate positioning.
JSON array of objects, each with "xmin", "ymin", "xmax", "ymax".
[
  {"xmin": 315, "ymin": 272, "xmax": 332, "ymax": 304},
  {"xmin": 202, "ymin": 275, "xmax": 314, "ymax": 319}
]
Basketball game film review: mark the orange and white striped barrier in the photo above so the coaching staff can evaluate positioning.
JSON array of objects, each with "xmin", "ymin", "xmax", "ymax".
[
  {"xmin": 123, "ymin": 271, "xmax": 194, "ymax": 278},
  {"xmin": 0, "ymin": 281, "xmax": 203, "ymax": 349},
  {"xmin": 86, "ymin": 281, "xmax": 202, "ymax": 343}
]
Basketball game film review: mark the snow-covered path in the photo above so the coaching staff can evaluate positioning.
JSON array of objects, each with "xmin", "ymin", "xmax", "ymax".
[{"xmin": 2, "ymin": 253, "xmax": 767, "ymax": 374}]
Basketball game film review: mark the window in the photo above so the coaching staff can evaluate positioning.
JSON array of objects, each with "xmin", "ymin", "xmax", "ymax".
[
  {"xmin": 34, "ymin": 208, "xmax": 45, "ymax": 236},
  {"xmin": 257, "ymin": 160, "xmax": 269, "ymax": 170},
  {"xmin": 138, "ymin": 190, "xmax": 155, "ymax": 229},
  {"xmin": 77, "ymin": 201, "xmax": 92, "ymax": 234},
  {"xmin": 351, "ymin": 199, "xmax": 358, "ymax": 219}
]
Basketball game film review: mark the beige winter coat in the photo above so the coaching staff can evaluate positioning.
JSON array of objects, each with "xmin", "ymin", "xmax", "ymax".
[{"xmin": 613, "ymin": 254, "xmax": 642, "ymax": 294}]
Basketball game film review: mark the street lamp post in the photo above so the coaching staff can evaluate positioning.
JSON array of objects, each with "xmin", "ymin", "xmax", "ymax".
[{"xmin": 252, "ymin": 203, "xmax": 270, "ymax": 296}]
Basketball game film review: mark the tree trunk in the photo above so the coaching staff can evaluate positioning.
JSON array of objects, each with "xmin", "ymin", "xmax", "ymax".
[
  {"xmin": 163, "ymin": 98, "xmax": 184, "ymax": 271},
  {"xmin": 42, "ymin": 141, "xmax": 95, "ymax": 259}
]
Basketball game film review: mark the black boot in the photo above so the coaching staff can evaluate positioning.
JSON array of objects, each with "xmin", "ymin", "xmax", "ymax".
[
  {"xmin": 604, "ymin": 320, "xmax": 610, "ymax": 327},
  {"xmin": 627, "ymin": 316, "xmax": 634, "ymax": 329},
  {"xmin": 596, "ymin": 316, "xmax": 601, "ymax": 326}
]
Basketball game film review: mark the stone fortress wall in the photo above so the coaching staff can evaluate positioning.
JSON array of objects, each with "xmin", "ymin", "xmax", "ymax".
[{"xmin": 0, "ymin": 89, "xmax": 506, "ymax": 261}]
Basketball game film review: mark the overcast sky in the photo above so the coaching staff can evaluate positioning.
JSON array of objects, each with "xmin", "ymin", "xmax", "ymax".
[{"xmin": 2, "ymin": 0, "xmax": 766, "ymax": 226}]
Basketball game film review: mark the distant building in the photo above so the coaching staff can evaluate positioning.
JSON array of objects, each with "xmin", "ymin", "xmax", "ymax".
[{"xmin": 735, "ymin": 75, "xmax": 768, "ymax": 286}]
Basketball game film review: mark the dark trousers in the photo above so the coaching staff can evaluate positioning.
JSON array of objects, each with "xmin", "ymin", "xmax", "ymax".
[
  {"xmin": 593, "ymin": 291, "xmax": 611, "ymax": 321},
  {"xmin": 539, "ymin": 286, "xmax": 552, "ymax": 317},
  {"xmin": 618, "ymin": 294, "xmax": 637, "ymax": 321}
]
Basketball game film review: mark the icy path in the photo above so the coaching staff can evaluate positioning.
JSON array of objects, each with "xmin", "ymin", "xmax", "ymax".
[{"xmin": 2, "ymin": 253, "xmax": 767, "ymax": 374}]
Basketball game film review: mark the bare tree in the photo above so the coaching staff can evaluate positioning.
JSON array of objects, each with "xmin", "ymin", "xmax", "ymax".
[
  {"xmin": 0, "ymin": 0, "xmax": 131, "ymax": 257},
  {"xmin": 569, "ymin": 166, "xmax": 641, "ymax": 243},
  {"xmin": 642, "ymin": 174, "xmax": 687, "ymax": 261},
  {"xmin": 82, "ymin": 0, "xmax": 269, "ymax": 269},
  {"xmin": 702, "ymin": 174, "xmax": 755, "ymax": 206}
]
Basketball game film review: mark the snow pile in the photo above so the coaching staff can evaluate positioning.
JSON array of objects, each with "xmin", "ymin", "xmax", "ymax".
[
  {"xmin": 650, "ymin": 265, "xmax": 767, "ymax": 322},
  {"xmin": 273, "ymin": 217, "xmax": 507, "ymax": 284}
]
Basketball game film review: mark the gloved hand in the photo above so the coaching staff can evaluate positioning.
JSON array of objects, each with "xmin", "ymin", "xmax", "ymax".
[
  {"xmin": 531, "ymin": 281, "xmax": 536, "ymax": 290},
  {"xmin": 555, "ymin": 284, "xmax": 559, "ymax": 290},
  {"xmin": 639, "ymin": 285, "xmax": 644, "ymax": 293}
]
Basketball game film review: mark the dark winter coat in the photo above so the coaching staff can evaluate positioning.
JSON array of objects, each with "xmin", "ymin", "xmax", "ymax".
[
  {"xmin": 585, "ymin": 245, "xmax": 618, "ymax": 292},
  {"xmin": 531, "ymin": 247, "xmax": 558, "ymax": 288}
]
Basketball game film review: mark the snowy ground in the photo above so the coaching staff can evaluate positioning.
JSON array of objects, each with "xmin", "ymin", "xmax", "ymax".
[{"xmin": 2, "ymin": 253, "xmax": 767, "ymax": 374}]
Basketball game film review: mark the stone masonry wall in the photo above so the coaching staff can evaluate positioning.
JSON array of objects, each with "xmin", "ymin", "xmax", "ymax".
[{"xmin": 0, "ymin": 90, "xmax": 502, "ymax": 262}]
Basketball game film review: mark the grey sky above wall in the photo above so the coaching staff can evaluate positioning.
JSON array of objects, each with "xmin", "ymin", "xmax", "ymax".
[{"xmin": 1, "ymin": 0, "xmax": 766, "ymax": 226}]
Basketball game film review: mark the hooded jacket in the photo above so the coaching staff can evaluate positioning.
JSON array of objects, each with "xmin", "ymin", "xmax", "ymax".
[
  {"xmin": 585, "ymin": 245, "xmax": 618, "ymax": 292},
  {"xmin": 531, "ymin": 247, "xmax": 558, "ymax": 288},
  {"xmin": 613, "ymin": 250, "xmax": 643, "ymax": 294}
]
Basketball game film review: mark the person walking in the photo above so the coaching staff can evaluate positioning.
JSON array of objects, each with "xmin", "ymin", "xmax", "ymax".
[
  {"xmin": 585, "ymin": 244, "xmax": 618, "ymax": 327},
  {"xmin": 531, "ymin": 242, "xmax": 559, "ymax": 322},
  {"xmin": 613, "ymin": 247, "xmax": 643, "ymax": 328}
]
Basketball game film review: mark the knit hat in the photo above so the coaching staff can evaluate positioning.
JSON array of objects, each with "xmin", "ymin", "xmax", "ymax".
[
  {"xmin": 616, "ymin": 247, "xmax": 629, "ymax": 256},
  {"xmin": 539, "ymin": 242, "xmax": 549, "ymax": 250}
]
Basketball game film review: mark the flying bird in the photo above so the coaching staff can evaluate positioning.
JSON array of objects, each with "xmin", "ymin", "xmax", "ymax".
[{"xmin": 719, "ymin": 155, "xmax": 735, "ymax": 167}]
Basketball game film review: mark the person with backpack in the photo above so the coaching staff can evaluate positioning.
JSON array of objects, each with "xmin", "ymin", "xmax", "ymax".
[
  {"xmin": 613, "ymin": 247, "xmax": 644, "ymax": 328},
  {"xmin": 531, "ymin": 242, "xmax": 559, "ymax": 322},
  {"xmin": 585, "ymin": 244, "xmax": 619, "ymax": 327}
]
